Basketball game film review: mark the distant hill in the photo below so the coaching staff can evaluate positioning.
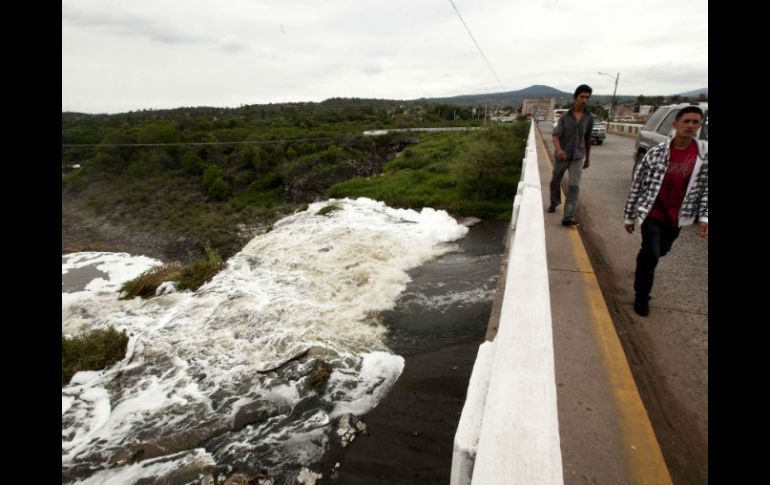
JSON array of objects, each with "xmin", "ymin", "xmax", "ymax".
[
  {"xmin": 419, "ymin": 85, "xmax": 573, "ymax": 107},
  {"xmin": 678, "ymin": 88, "xmax": 708, "ymax": 98},
  {"xmin": 419, "ymin": 84, "xmax": 708, "ymax": 108}
]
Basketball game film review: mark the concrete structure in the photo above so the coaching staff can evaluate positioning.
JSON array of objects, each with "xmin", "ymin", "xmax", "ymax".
[
  {"xmin": 451, "ymin": 122, "xmax": 673, "ymax": 485},
  {"xmin": 522, "ymin": 98, "xmax": 556, "ymax": 121},
  {"xmin": 638, "ymin": 105, "xmax": 654, "ymax": 116},
  {"xmin": 451, "ymin": 124, "xmax": 563, "ymax": 485},
  {"xmin": 607, "ymin": 122, "xmax": 644, "ymax": 137}
]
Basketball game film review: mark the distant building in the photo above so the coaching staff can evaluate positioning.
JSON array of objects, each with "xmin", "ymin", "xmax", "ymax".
[
  {"xmin": 522, "ymin": 98, "xmax": 556, "ymax": 121},
  {"xmin": 638, "ymin": 105, "xmax": 654, "ymax": 116}
]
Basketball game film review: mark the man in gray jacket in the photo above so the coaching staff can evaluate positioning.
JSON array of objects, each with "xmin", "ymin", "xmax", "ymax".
[
  {"xmin": 548, "ymin": 84, "xmax": 594, "ymax": 226},
  {"xmin": 623, "ymin": 106, "xmax": 708, "ymax": 316}
]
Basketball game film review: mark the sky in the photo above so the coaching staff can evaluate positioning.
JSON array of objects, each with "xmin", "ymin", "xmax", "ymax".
[{"xmin": 62, "ymin": 0, "xmax": 708, "ymax": 114}]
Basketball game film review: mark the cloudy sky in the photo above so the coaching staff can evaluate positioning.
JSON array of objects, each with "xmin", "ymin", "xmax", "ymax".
[{"xmin": 62, "ymin": 0, "xmax": 708, "ymax": 114}]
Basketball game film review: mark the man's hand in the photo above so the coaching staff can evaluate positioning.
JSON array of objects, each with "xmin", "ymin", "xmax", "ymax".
[
  {"xmin": 556, "ymin": 149, "xmax": 566, "ymax": 161},
  {"xmin": 583, "ymin": 158, "xmax": 590, "ymax": 169},
  {"xmin": 625, "ymin": 223, "xmax": 635, "ymax": 234},
  {"xmin": 696, "ymin": 222, "xmax": 708, "ymax": 237}
]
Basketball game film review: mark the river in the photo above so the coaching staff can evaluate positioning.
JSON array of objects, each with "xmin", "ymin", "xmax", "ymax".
[{"xmin": 61, "ymin": 197, "xmax": 505, "ymax": 484}]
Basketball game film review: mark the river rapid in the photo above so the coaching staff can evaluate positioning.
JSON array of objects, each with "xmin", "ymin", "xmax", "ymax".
[{"xmin": 62, "ymin": 197, "xmax": 505, "ymax": 484}]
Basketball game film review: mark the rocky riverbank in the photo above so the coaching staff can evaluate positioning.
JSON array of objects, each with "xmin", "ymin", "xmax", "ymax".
[{"xmin": 61, "ymin": 193, "xmax": 283, "ymax": 262}]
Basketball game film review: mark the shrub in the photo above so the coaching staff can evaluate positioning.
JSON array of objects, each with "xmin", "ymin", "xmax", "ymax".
[
  {"xmin": 62, "ymin": 326, "xmax": 129, "ymax": 385},
  {"xmin": 456, "ymin": 139, "xmax": 507, "ymax": 199},
  {"xmin": 207, "ymin": 177, "xmax": 229, "ymax": 200},
  {"xmin": 175, "ymin": 243, "xmax": 226, "ymax": 291},
  {"xmin": 315, "ymin": 203, "xmax": 341, "ymax": 216},
  {"xmin": 181, "ymin": 151, "xmax": 205, "ymax": 175},
  {"xmin": 202, "ymin": 165, "xmax": 224, "ymax": 191},
  {"xmin": 119, "ymin": 262, "xmax": 184, "ymax": 299},
  {"xmin": 62, "ymin": 169, "xmax": 88, "ymax": 193}
]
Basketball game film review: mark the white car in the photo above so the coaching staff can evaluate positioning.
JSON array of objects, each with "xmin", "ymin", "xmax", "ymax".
[
  {"xmin": 633, "ymin": 102, "xmax": 708, "ymax": 175},
  {"xmin": 553, "ymin": 108, "xmax": 605, "ymax": 144},
  {"xmin": 552, "ymin": 108, "xmax": 568, "ymax": 130}
]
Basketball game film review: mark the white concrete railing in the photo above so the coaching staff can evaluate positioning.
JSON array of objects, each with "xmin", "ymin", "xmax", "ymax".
[
  {"xmin": 451, "ymin": 123, "xmax": 563, "ymax": 485},
  {"xmin": 607, "ymin": 122, "xmax": 643, "ymax": 137}
]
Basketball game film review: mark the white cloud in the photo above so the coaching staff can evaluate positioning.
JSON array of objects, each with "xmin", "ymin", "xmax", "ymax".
[{"xmin": 62, "ymin": 0, "xmax": 708, "ymax": 113}]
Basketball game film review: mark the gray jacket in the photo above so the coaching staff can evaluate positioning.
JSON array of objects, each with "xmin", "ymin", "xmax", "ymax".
[{"xmin": 554, "ymin": 108, "xmax": 594, "ymax": 161}]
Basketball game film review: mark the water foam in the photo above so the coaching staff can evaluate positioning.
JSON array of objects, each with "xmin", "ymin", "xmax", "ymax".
[{"xmin": 62, "ymin": 198, "xmax": 468, "ymax": 483}]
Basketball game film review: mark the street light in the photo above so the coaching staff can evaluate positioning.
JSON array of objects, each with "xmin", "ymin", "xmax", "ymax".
[{"xmin": 597, "ymin": 71, "xmax": 619, "ymax": 121}]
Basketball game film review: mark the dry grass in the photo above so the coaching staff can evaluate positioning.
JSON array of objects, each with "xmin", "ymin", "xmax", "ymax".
[
  {"xmin": 308, "ymin": 360, "xmax": 333, "ymax": 393},
  {"xmin": 175, "ymin": 243, "xmax": 225, "ymax": 291},
  {"xmin": 119, "ymin": 262, "xmax": 184, "ymax": 299}
]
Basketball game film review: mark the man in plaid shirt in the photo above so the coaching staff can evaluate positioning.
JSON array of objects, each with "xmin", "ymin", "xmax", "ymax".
[{"xmin": 624, "ymin": 106, "xmax": 708, "ymax": 317}]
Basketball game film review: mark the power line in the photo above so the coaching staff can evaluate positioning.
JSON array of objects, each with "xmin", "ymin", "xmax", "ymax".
[
  {"xmin": 61, "ymin": 137, "xmax": 339, "ymax": 148},
  {"xmin": 447, "ymin": 0, "xmax": 505, "ymax": 90}
]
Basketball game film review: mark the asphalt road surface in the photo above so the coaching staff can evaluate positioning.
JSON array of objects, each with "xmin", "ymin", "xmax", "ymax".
[{"xmin": 539, "ymin": 122, "xmax": 708, "ymax": 485}]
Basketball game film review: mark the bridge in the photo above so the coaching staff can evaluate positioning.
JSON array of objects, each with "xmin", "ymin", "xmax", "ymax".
[{"xmin": 451, "ymin": 122, "xmax": 707, "ymax": 484}]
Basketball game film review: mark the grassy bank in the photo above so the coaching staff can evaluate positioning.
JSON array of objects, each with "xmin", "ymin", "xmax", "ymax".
[
  {"xmin": 63, "ymin": 101, "xmax": 528, "ymax": 259},
  {"xmin": 327, "ymin": 122, "xmax": 529, "ymax": 220},
  {"xmin": 62, "ymin": 326, "xmax": 129, "ymax": 385}
]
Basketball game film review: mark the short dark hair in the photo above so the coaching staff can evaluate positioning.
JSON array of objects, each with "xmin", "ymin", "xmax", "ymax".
[
  {"xmin": 574, "ymin": 84, "xmax": 592, "ymax": 99},
  {"xmin": 675, "ymin": 106, "xmax": 704, "ymax": 120}
]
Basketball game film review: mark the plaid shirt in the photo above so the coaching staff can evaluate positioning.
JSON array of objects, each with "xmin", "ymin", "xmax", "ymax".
[{"xmin": 624, "ymin": 139, "xmax": 708, "ymax": 227}]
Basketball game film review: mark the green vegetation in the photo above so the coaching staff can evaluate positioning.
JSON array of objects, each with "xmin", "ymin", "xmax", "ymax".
[
  {"xmin": 315, "ymin": 202, "xmax": 342, "ymax": 216},
  {"xmin": 62, "ymin": 100, "xmax": 529, "ymax": 258},
  {"xmin": 63, "ymin": 103, "xmax": 530, "ymax": 379},
  {"xmin": 62, "ymin": 326, "xmax": 129, "ymax": 385},
  {"xmin": 119, "ymin": 243, "xmax": 226, "ymax": 299},
  {"xmin": 119, "ymin": 262, "xmax": 184, "ymax": 299},
  {"xmin": 328, "ymin": 122, "xmax": 529, "ymax": 220},
  {"xmin": 175, "ymin": 243, "xmax": 226, "ymax": 291}
]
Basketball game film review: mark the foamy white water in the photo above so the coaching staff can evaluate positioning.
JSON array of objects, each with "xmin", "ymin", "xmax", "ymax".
[{"xmin": 62, "ymin": 198, "xmax": 468, "ymax": 484}]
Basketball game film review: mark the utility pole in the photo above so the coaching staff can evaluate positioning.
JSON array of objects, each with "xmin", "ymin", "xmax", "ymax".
[{"xmin": 598, "ymin": 71, "xmax": 619, "ymax": 121}]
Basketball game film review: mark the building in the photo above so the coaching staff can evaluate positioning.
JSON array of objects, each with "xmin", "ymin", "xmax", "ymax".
[{"xmin": 522, "ymin": 98, "xmax": 556, "ymax": 121}]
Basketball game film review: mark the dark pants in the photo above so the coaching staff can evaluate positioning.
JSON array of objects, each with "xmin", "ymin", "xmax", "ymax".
[{"xmin": 634, "ymin": 217, "xmax": 681, "ymax": 297}]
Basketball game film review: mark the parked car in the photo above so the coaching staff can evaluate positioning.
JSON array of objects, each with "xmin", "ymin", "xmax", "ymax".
[
  {"xmin": 553, "ymin": 108, "xmax": 606, "ymax": 145},
  {"xmin": 552, "ymin": 108, "xmax": 568, "ymax": 130},
  {"xmin": 591, "ymin": 118, "xmax": 606, "ymax": 145},
  {"xmin": 633, "ymin": 102, "xmax": 708, "ymax": 175}
]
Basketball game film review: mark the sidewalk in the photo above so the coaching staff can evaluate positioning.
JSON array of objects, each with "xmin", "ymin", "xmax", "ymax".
[{"xmin": 533, "ymin": 125, "xmax": 673, "ymax": 485}]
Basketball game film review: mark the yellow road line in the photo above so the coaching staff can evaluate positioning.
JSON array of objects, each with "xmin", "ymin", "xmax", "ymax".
[{"xmin": 535, "ymin": 125, "xmax": 672, "ymax": 484}]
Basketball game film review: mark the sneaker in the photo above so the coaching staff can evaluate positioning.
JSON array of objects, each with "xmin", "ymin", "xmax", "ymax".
[
  {"xmin": 561, "ymin": 218, "xmax": 577, "ymax": 226},
  {"xmin": 633, "ymin": 294, "xmax": 650, "ymax": 317},
  {"xmin": 547, "ymin": 205, "xmax": 557, "ymax": 213}
]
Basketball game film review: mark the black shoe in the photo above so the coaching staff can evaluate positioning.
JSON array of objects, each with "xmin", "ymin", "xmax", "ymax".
[
  {"xmin": 561, "ymin": 218, "xmax": 577, "ymax": 226},
  {"xmin": 547, "ymin": 205, "xmax": 556, "ymax": 213},
  {"xmin": 633, "ymin": 294, "xmax": 650, "ymax": 317}
]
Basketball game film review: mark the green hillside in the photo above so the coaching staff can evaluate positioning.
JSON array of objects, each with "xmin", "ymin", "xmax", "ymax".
[{"xmin": 63, "ymin": 100, "xmax": 528, "ymax": 262}]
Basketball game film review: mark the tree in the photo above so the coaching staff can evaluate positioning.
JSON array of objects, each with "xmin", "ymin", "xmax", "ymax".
[
  {"xmin": 137, "ymin": 122, "xmax": 180, "ymax": 144},
  {"xmin": 207, "ymin": 177, "xmax": 229, "ymax": 200},
  {"xmin": 181, "ymin": 150, "xmax": 205, "ymax": 175}
]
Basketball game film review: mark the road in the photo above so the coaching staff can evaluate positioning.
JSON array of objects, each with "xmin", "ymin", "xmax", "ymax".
[{"xmin": 539, "ymin": 123, "xmax": 708, "ymax": 485}]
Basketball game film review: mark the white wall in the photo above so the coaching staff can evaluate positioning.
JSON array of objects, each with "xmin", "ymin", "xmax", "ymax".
[{"xmin": 451, "ymin": 123, "xmax": 563, "ymax": 485}]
